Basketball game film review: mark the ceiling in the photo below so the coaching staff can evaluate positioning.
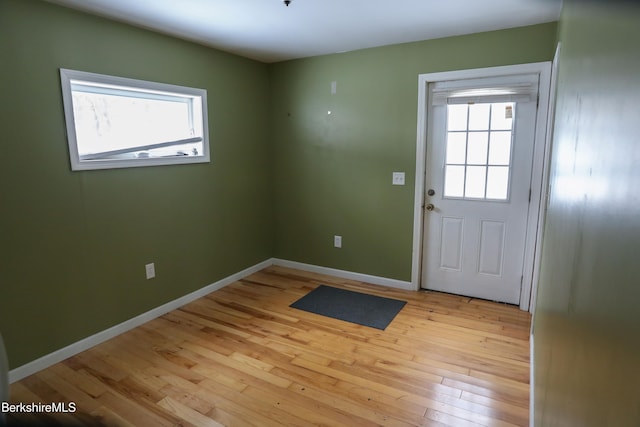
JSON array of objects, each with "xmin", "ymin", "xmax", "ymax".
[{"xmin": 44, "ymin": 0, "xmax": 562, "ymax": 63}]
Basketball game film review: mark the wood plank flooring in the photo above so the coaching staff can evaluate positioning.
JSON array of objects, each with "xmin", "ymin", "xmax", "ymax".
[{"xmin": 8, "ymin": 266, "xmax": 532, "ymax": 426}]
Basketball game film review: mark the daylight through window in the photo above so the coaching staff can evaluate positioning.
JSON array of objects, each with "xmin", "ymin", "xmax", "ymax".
[
  {"xmin": 443, "ymin": 102, "xmax": 515, "ymax": 200},
  {"xmin": 60, "ymin": 69, "xmax": 209, "ymax": 170}
]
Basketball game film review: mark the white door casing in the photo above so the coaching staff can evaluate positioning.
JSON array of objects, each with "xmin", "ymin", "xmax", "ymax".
[{"xmin": 411, "ymin": 63, "xmax": 552, "ymax": 310}]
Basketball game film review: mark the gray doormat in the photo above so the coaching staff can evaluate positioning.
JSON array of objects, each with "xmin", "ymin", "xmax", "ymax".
[{"xmin": 290, "ymin": 285, "xmax": 406, "ymax": 330}]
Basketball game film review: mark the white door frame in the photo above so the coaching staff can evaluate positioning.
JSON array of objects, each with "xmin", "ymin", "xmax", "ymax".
[{"xmin": 411, "ymin": 62, "xmax": 552, "ymax": 311}]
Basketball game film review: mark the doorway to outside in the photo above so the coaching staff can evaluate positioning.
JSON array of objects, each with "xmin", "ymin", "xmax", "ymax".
[{"xmin": 411, "ymin": 63, "xmax": 552, "ymax": 311}]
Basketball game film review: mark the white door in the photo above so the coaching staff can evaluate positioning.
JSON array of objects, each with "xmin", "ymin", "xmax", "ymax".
[{"xmin": 421, "ymin": 75, "xmax": 540, "ymax": 304}]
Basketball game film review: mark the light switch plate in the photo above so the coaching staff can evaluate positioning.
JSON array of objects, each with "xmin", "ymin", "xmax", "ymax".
[
  {"xmin": 145, "ymin": 263, "xmax": 155, "ymax": 279},
  {"xmin": 392, "ymin": 172, "xmax": 405, "ymax": 186}
]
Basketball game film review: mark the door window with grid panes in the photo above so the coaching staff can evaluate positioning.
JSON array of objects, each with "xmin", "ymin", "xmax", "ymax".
[{"xmin": 444, "ymin": 102, "xmax": 514, "ymax": 200}]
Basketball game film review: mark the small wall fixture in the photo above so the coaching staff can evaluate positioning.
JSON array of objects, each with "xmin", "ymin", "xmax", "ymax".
[{"xmin": 284, "ymin": 0, "xmax": 292, "ymax": 6}]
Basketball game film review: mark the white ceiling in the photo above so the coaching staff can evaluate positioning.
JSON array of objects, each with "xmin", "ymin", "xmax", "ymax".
[{"xmin": 44, "ymin": 0, "xmax": 562, "ymax": 63}]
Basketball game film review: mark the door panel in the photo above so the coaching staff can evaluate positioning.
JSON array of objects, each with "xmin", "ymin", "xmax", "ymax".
[
  {"xmin": 439, "ymin": 217, "xmax": 464, "ymax": 271},
  {"xmin": 478, "ymin": 220, "xmax": 505, "ymax": 276}
]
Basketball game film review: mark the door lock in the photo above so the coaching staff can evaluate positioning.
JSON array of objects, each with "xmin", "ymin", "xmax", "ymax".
[{"xmin": 427, "ymin": 189, "xmax": 435, "ymax": 196}]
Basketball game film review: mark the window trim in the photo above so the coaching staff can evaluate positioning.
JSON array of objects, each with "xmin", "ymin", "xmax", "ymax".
[{"xmin": 60, "ymin": 68, "xmax": 210, "ymax": 171}]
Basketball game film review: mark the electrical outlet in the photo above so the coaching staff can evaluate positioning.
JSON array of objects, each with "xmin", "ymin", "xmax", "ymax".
[
  {"xmin": 145, "ymin": 262, "xmax": 155, "ymax": 279},
  {"xmin": 334, "ymin": 235, "xmax": 342, "ymax": 248}
]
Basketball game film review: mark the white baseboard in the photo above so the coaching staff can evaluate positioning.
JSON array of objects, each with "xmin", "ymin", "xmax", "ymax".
[
  {"xmin": 530, "ymin": 332, "xmax": 535, "ymax": 427},
  {"xmin": 272, "ymin": 259, "xmax": 415, "ymax": 291},
  {"xmin": 8, "ymin": 259, "xmax": 273, "ymax": 384},
  {"xmin": 9, "ymin": 258, "xmax": 414, "ymax": 382}
]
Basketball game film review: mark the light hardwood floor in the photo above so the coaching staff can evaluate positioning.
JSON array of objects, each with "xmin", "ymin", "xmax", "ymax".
[{"xmin": 8, "ymin": 266, "xmax": 532, "ymax": 426}]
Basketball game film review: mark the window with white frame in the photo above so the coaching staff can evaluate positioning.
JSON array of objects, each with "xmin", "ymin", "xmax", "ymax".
[
  {"xmin": 443, "ymin": 102, "xmax": 515, "ymax": 200},
  {"xmin": 431, "ymin": 73, "xmax": 539, "ymax": 201},
  {"xmin": 60, "ymin": 69, "xmax": 209, "ymax": 170}
]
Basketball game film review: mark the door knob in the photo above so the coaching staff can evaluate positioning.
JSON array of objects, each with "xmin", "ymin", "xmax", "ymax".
[{"xmin": 425, "ymin": 203, "xmax": 435, "ymax": 211}]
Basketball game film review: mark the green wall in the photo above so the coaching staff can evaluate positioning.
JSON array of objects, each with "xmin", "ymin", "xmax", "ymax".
[
  {"xmin": 270, "ymin": 23, "xmax": 557, "ymax": 281},
  {"xmin": 0, "ymin": 0, "xmax": 273, "ymax": 368},
  {"xmin": 533, "ymin": 2, "xmax": 640, "ymax": 425}
]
